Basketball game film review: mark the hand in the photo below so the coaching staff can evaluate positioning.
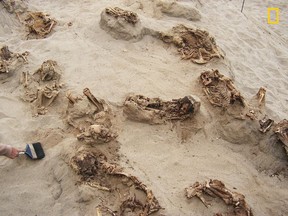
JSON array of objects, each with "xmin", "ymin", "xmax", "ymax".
[{"xmin": 8, "ymin": 147, "xmax": 21, "ymax": 159}]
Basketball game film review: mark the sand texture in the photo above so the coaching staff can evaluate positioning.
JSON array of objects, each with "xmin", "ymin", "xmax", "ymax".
[{"xmin": 0, "ymin": 0, "xmax": 288, "ymax": 215}]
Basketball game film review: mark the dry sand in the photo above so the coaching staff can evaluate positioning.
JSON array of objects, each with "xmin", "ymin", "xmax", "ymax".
[{"xmin": 0, "ymin": 0, "xmax": 288, "ymax": 215}]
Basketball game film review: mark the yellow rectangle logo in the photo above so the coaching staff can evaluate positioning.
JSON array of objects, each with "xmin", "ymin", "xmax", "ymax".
[{"xmin": 267, "ymin": 8, "xmax": 280, "ymax": 24}]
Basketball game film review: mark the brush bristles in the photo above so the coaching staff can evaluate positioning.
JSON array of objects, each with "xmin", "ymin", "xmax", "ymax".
[{"xmin": 32, "ymin": 142, "xmax": 45, "ymax": 159}]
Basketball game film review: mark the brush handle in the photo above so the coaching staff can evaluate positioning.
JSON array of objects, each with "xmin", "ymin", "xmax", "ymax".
[{"xmin": 18, "ymin": 151, "xmax": 25, "ymax": 155}]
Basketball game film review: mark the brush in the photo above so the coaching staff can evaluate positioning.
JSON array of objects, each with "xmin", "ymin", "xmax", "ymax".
[{"xmin": 19, "ymin": 142, "xmax": 45, "ymax": 160}]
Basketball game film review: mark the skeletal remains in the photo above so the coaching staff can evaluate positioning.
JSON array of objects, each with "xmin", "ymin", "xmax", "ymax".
[
  {"xmin": 159, "ymin": 24, "xmax": 223, "ymax": 64},
  {"xmin": 20, "ymin": 60, "xmax": 62, "ymax": 115},
  {"xmin": 24, "ymin": 12, "xmax": 56, "ymax": 39},
  {"xmin": 200, "ymin": 70, "xmax": 245, "ymax": 108},
  {"xmin": 245, "ymin": 87, "xmax": 266, "ymax": 120},
  {"xmin": 200, "ymin": 69, "xmax": 268, "ymax": 121},
  {"xmin": 34, "ymin": 60, "xmax": 61, "ymax": 114},
  {"xmin": 70, "ymin": 150, "xmax": 161, "ymax": 215},
  {"xmin": 0, "ymin": 45, "xmax": 28, "ymax": 75},
  {"xmin": 100, "ymin": 7, "xmax": 143, "ymax": 41},
  {"xmin": 105, "ymin": 7, "xmax": 139, "ymax": 25},
  {"xmin": 259, "ymin": 116, "xmax": 274, "ymax": 133},
  {"xmin": 35, "ymin": 60, "xmax": 61, "ymax": 82},
  {"xmin": 274, "ymin": 119, "xmax": 288, "ymax": 155},
  {"xmin": 76, "ymin": 124, "xmax": 117, "ymax": 144},
  {"xmin": 200, "ymin": 69, "xmax": 288, "ymax": 161},
  {"xmin": 185, "ymin": 179, "xmax": 253, "ymax": 216},
  {"xmin": 123, "ymin": 94, "xmax": 201, "ymax": 124},
  {"xmin": 36, "ymin": 83, "xmax": 60, "ymax": 114},
  {"xmin": 66, "ymin": 88, "xmax": 117, "ymax": 144},
  {"xmin": 1, "ymin": 0, "xmax": 57, "ymax": 39}
]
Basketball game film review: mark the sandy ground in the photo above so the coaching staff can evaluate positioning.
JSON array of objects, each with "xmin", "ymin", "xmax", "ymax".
[{"xmin": 0, "ymin": 0, "xmax": 288, "ymax": 215}]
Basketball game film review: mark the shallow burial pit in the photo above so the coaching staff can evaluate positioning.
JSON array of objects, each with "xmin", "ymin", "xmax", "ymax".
[
  {"xmin": 99, "ymin": 7, "xmax": 144, "ymax": 41},
  {"xmin": 69, "ymin": 149, "xmax": 162, "ymax": 215},
  {"xmin": 0, "ymin": 45, "xmax": 29, "ymax": 80},
  {"xmin": 65, "ymin": 88, "xmax": 117, "ymax": 145},
  {"xmin": 123, "ymin": 94, "xmax": 201, "ymax": 124},
  {"xmin": 158, "ymin": 24, "xmax": 223, "ymax": 64},
  {"xmin": 199, "ymin": 69, "xmax": 288, "ymax": 175},
  {"xmin": 216, "ymin": 116, "xmax": 288, "ymax": 175}
]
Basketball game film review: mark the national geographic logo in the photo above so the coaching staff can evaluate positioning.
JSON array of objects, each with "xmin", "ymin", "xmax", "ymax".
[{"xmin": 267, "ymin": 8, "xmax": 280, "ymax": 24}]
